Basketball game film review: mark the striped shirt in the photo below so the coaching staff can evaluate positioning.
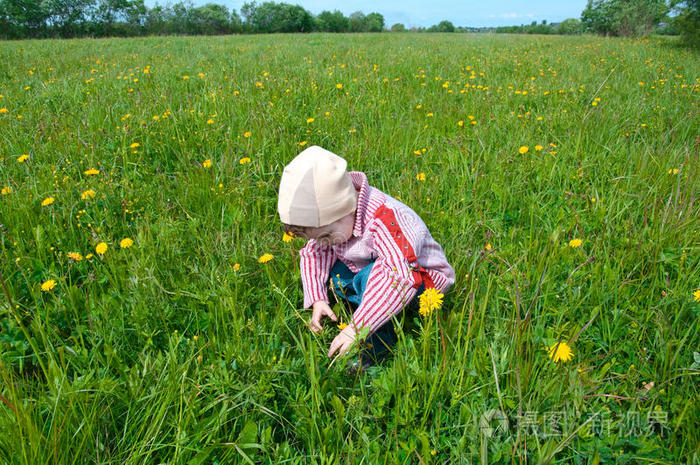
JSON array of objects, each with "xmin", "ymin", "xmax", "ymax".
[{"xmin": 299, "ymin": 171, "xmax": 455, "ymax": 334}]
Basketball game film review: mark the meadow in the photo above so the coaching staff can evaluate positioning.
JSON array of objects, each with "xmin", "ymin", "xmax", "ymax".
[{"xmin": 0, "ymin": 32, "xmax": 698, "ymax": 464}]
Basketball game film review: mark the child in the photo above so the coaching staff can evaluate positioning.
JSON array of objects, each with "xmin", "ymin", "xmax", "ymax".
[{"xmin": 278, "ymin": 145, "xmax": 455, "ymax": 370}]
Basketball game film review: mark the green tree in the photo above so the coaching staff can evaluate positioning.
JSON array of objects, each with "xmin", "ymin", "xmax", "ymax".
[
  {"xmin": 436, "ymin": 20, "xmax": 455, "ymax": 32},
  {"xmin": 316, "ymin": 10, "xmax": 349, "ymax": 32},
  {"xmin": 94, "ymin": 0, "xmax": 132, "ymax": 35},
  {"xmin": 0, "ymin": 0, "xmax": 50, "ymax": 37},
  {"xmin": 242, "ymin": 2, "xmax": 313, "ymax": 33},
  {"xmin": 364, "ymin": 12, "xmax": 384, "ymax": 32},
  {"xmin": 348, "ymin": 11, "xmax": 365, "ymax": 32},
  {"xmin": 144, "ymin": 4, "xmax": 167, "ymax": 34},
  {"xmin": 230, "ymin": 8, "xmax": 242, "ymax": 32},
  {"xmin": 390, "ymin": 22, "xmax": 405, "ymax": 32},
  {"xmin": 190, "ymin": 4, "xmax": 231, "ymax": 34},
  {"xmin": 44, "ymin": 0, "xmax": 93, "ymax": 36},
  {"xmin": 670, "ymin": 0, "xmax": 700, "ymax": 46},
  {"xmin": 557, "ymin": 18, "xmax": 583, "ymax": 34},
  {"xmin": 581, "ymin": 0, "xmax": 667, "ymax": 36}
]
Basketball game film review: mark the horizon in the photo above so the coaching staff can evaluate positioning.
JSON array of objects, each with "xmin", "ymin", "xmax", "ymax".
[{"xmin": 143, "ymin": 0, "xmax": 589, "ymax": 29}]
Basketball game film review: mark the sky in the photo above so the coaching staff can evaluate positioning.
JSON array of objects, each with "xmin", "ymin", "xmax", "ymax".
[{"xmin": 145, "ymin": 0, "xmax": 591, "ymax": 28}]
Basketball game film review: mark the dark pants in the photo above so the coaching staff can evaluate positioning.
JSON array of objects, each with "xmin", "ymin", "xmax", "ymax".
[{"xmin": 328, "ymin": 259, "xmax": 424, "ymax": 363}]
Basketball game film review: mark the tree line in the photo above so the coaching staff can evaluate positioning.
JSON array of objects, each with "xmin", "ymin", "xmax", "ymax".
[
  {"xmin": 0, "ymin": 1, "xmax": 386, "ymax": 38},
  {"xmin": 0, "ymin": 0, "xmax": 697, "ymax": 46},
  {"xmin": 495, "ymin": 0, "xmax": 698, "ymax": 45}
]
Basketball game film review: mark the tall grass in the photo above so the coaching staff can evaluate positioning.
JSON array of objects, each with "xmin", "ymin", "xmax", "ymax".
[{"xmin": 0, "ymin": 33, "xmax": 698, "ymax": 463}]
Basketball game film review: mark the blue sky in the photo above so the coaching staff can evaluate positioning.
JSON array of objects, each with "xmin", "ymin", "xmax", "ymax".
[{"xmin": 146, "ymin": 0, "xmax": 590, "ymax": 28}]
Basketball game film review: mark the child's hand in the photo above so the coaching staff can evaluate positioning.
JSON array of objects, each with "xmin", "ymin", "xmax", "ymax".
[
  {"xmin": 310, "ymin": 300, "xmax": 337, "ymax": 333},
  {"xmin": 328, "ymin": 325, "xmax": 357, "ymax": 358}
]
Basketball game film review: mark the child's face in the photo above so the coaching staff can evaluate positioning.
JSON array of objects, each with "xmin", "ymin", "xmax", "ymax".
[{"xmin": 299, "ymin": 212, "xmax": 355, "ymax": 247}]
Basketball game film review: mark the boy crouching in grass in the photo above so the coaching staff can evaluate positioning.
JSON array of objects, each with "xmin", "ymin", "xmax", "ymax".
[{"xmin": 278, "ymin": 146, "xmax": 455, "ymax": 372}]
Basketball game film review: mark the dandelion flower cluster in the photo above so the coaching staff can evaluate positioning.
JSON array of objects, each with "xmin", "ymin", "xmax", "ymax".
[
  {"xmin": 258, "ymin": 253, "xmax": 274, "ymax": 263},
  {"xmin": 569, "ymin": 238, "xmax": 582, "ymax": 248},
  {"xmin": 282, "ymin": 232, "xmax": 294, "ymax": 242},
  {"xmin": 41, "ymin": 197, "xmax": 55, "ymax": 206},
  {"xmin": 67, "ymin": 252, "xmax": 84, "ymax": 261},
  {"xmin": 95, "ymin": 242, "xmax": 108, "ymax": 255},
  {"xmin": 41, "ymin": 279, "xmax": 57, "ymax": 292},
  {"xmin": 419, "ymin": 287, "xmax": 444, "ymax": 316},
  {"xmin": 120, "ymin": 238, "xmax": 133, "ymax": 249}
]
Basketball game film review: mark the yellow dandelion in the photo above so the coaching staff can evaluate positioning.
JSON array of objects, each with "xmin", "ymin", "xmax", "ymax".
[
  {"xmin": 233, "ymin": 263, "xmax": 240, "ymax": 272},
  {"xmin": 485, "ymin": 243, "xmax": 492, "ymax": 251},
  {"xmin": 693, "ymin": 290, "xmax": 700, "ymax": 302},
  {"xmin": 206, "ymin": 119, "xmax": 214, "ymax": 124},
  {"xmin": 239, "ymin": 157, "xmax": 251, "ymax": 164},
  {"xmin": 426, "ymin": 112, "xmax": 434, "ymax": 117},
  {"xmin": 0, "ymin": 107, "xmax": 8, "ymax": 113},
  {"xmin": 569, "ymin": 238, "xmax": 582, "ymax": 248},
  {"xmin": 129, "ymin": 142, "xmax": 140, "ymax": 149},
  {"xmin": 67, "ymin": 252, "xmax": 83, "ymax": 261},
  {"xmin": 548, "ymin": 341, "xmax": 573, "ymax": 363},
  {"xmin": 17, "ymin": 154, "xmax": 29, "ymax": 163},
  {"xmin": 306, "ymin": 117, "xmax": 314, "ymax": 123},
  {"xmin": 41, "ymin": 279, "xmax": 57, "ymax": 292},
  {"xmin": 458, "ymin": 120, "xmax": 464, "ymax": 127},
  {"xmin": 202, "ymin": 159, "xmax": 212, "ymax": 168},
  {"xmin": 419, "ymin": 287, "xmax": 444, "ymax": 317},
  {"xmin": 535, "ymin": 145, "xmax": 543, "ymax": 151},
  {"xmin": 416, "ymin": 173, "xmax": 426, "ymax": 181},
  {"xmin": 337, "ymin": 322, "xmax": 348, "ymax": 330},
  {"xmin": 258, "ymin": 253, "xmax": 274, "ymax": 264},
  {"xmin": 81, "ymin": 189, "xmax": 96, "ymax": 200},
  {"xmin": 668, "ymin": 168, "xmax": 679, "ymax": 175},
  {"xmin": 336, "ymin": 83, "xmax": 343, "ymax": 89},
  {"xmin": 41, "ymin": 197, "xmax": 55, "ymax": 206},
  {"xmin": 95, "ymin": 242, "xmax": 108, "ymax": 255},
  {"xmin": 84, "ymin": 168, "xmax": 99, "ymax": 175},
  {"xmin": 282, "ymin": 232, "xmax": 294, "ymax": 242},
  {"xmin": 120, "ymin": 238, "xmax": 133, "ymax": 249},
  {"xmin": 1, "ymin": 186, "xmax": 11, "ymax": 195},
  {"xmin": 243, "ymin": 131, "xmax": 251, "ymax": 138},
  {"xmin": 85, "ymin": 253, "xmax": 93, "ymax": 259},
  {"xmin": 519, "ymin": 146, "xmax": 529, "ymax": 154}
]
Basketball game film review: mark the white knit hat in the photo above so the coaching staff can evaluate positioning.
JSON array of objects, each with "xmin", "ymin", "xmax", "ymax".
[{"xmin": 278, "ymin": 146, "xmax": 357, "ymax": 227}]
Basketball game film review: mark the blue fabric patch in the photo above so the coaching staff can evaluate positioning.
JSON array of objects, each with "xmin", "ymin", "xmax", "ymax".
[{"xmin": 329, "ymin": 259, "xmax": 374, "ymax": 306}]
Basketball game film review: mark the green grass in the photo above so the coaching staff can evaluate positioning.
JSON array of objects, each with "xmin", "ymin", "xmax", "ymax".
[{"xmin": 0, "ymin": 33, "xmax": 698, "ymax": 464}]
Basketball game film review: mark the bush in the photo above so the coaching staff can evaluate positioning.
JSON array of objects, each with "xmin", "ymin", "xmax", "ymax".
[{"xmin": 558, "ymin": 18, "xmax": 583, "ymax": 34}]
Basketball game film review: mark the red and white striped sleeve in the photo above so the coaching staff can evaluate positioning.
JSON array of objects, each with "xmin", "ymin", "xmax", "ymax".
[
  {"xmin": 299, "ymin": 239, "xmax": 337, "ymax": 308},
  {"xmin": 351, "ymin": 218, "xmax": 421, "ymax": 334}
]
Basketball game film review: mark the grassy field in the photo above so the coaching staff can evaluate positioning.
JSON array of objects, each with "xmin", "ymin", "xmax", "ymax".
[{"xmin": 0, "ymin": 32, "xmax": 698, "ymax": 464}]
